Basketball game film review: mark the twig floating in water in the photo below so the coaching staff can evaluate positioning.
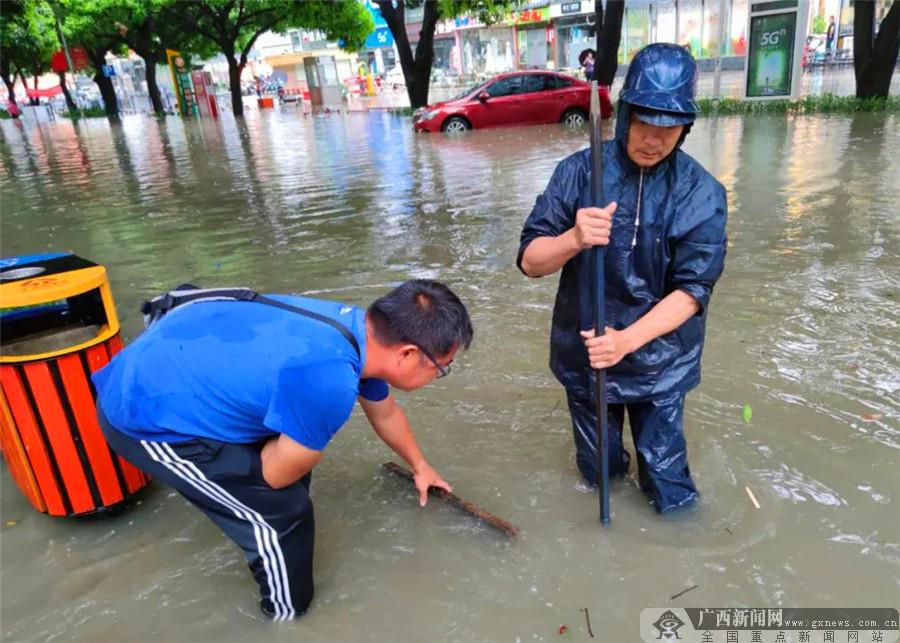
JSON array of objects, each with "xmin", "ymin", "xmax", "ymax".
[
  {"xmin": 670, "ymin": 584, "xmax": 699, "ymax": 600},
  {"xmin": 580, "ymin": 608, "xmax": 594, "ymax": 638},
  {"xmin": 744, "ymin": 486, "xmax": 761, "ymax": 509},
  {"xmin": 381, "ymin": 462, "xmax": 520, "ymax": 538}
]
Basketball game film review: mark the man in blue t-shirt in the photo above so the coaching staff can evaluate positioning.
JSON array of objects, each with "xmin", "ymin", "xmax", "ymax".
[{"xmin": 94, "ymin": 279, "xmax": 473, "ymax": 620}]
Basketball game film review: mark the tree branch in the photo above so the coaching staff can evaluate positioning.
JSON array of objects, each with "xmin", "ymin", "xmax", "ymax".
[{"xmin": 871, "ymin": 0, "xmax": 900, "ymax": 61}]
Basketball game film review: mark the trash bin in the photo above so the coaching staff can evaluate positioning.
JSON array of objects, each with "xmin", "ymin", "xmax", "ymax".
[{"xmin": 0, "ymin": 253, "xmax": 150, "ymax": 516}]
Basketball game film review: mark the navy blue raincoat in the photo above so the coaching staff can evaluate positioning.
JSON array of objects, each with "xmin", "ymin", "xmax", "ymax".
[{"xmin": 517, "ymin": 104, "xmax": 727, "ymax": 403}]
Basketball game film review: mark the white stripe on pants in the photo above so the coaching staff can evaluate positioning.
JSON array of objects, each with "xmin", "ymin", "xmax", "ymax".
[{"xmin": 140, "ymin": 440, "xmax": 296, "ymax": 620}]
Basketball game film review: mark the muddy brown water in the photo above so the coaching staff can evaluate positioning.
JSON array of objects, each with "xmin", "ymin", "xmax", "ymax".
[{"xmin": 1, "ymin": 110, "xmax": 898, "ymax": 641}]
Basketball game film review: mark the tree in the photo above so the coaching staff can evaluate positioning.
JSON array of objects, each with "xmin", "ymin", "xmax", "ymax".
[
  {"xmin": 592, "ymin": 0, "xmax": 624, "ymax": 86},
  {"xmin": 56, "ymin": 0, "xmax": 134, "ymax": 118},
  {"xmin": 375, "ymin": 0, "xmax": 519, "ymax": 109},
  {"xmin": 854, "ymin": 0, "xmax": 900, "ymax": 98},
  {"xmin": 0, "ymin": 0, "xmax": 57, "ymax": 113},
  {"xmin": 177, "ymin": 0, "xmax": 373, "ymax": 117},
  {"xmin": 115, "ymin": 1, "xmax": 217, "ymax": 115}
]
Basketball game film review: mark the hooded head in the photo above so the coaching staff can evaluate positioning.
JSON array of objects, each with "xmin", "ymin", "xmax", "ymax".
[{"xmin": 615, "ymin": 43, "xmax": 699, "ymax": 164}]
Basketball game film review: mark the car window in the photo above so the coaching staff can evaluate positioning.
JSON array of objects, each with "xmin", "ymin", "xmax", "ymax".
[
  {"xmin": 520, "ymin": 75, "xmax": 545, "ymax": 94},
  {"xmin": 545, "ymin": 75, "xmax": 573, "ymax": 90},
  {"xmin": 487, "ymin": 76, "xmax": 523, "ymax": 97}
]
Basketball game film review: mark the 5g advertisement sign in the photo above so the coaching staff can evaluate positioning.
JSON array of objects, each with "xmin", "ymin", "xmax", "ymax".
[{"xmin": 746, "ymin": 11, "xmax": 797, "ymax": 98}]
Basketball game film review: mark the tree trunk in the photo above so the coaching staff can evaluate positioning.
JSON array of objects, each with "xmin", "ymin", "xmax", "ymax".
[
  {"xmin": 1, "ymin": 59, "xmax": 17, "ymax": 115},
  {"xmin": 88, "ymin": 47, "xmax": 119, "ymax": 118},
  {"xmin": 144, "ymin": 56, "xmax": 164, "ymax": 114},
  {"xmin": 30, "ymin": 66, "xmax": 41, "ymax": 105},
  {"xmin": 854, "ymin": 0, "xmax": 900, "ymax": 98},
  {"xmin": 58, "ymin": 72, "xmax": 77, "ymax": 112},
  {"xmin": 376, "ymin": 0, "xmax": 424, "ymax": 108},
  {"xmin": 228, "ymin": 57, "xmax": 244, "ymax": 117},
  {"xmin": 595, "ymin": 0, "xmax": 625, "ymax": 86},
  {"xmin": 410, "ymin": 1, "xmax": 440, "ymax": 108},
  {"xmin": 16, "ymin": 69, "xmax": 35, "ymax": 105}
]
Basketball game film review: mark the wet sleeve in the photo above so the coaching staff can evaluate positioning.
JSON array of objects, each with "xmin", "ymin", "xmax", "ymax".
[
  {"xmin": 669, "ymin": 181, "xmax": 728, "ymax": 316},
  {"xmin": 264, "ymin": 361, "xmax": 357, "ymax": 451},
  {"xmin": 358, "ymin": 377, "xmax": 389, "ymax": 402},
  {"xmin": 516, "ymin": 158, "xmax": 581, "ymax": 274}
]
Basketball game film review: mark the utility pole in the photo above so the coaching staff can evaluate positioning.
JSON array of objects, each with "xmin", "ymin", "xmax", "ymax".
[{"xmin": 51, "ymin": 1, "xmax": 82, "ymax": 117}]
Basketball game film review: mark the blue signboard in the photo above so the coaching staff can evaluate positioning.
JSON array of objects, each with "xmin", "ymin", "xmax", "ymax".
[
  {"xmin": 102, "ymin": 64, "xmax": 116, "ymax": 78},
  {"xmin": 363, "ymin": 0, "xmax": 393, "ymax": 48},
  {"xmin": 363, "ymin": 0, "xmax": 387, "ymax": 26},
  {"xmin": 365, "ymin": 27, "xmax": 393, "ymax": 48}
]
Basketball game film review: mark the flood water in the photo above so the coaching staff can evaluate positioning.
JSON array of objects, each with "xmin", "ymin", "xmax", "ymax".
[{"xmin": 1, "ymin": 108, "xmax": 898, "ymax": 642}]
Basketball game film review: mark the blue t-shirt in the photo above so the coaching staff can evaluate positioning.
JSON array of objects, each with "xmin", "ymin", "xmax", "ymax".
[{"xmin": 92, "ymin": 295, "xmax": 389, "ymax": 450}]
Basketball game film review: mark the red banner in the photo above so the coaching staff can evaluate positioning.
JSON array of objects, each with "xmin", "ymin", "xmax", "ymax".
[
  {"xmin": 50, "ymin": 47, "xmax": 90, "ymax": 73},
  {"xmin": 25, "ymin": 86, "xmax": 63, "ymax": 98}
]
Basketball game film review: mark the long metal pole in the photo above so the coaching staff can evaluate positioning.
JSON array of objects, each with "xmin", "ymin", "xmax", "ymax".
[
  {"xmin": 713, "ymin": 0, "xmax": 729, "ymax": 98},
  {"xmin": 591, "ymin": 0, "xmax": 611, "ymax": 526},
  {"xmin": 51, "ymin": 1, "xmax": 81, "ymax": 117}
]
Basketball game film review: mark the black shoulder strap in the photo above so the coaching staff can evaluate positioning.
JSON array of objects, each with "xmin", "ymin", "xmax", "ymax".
[
  {"xmin": 141, "ymin": 287, "xmax": 360, "ymax": 358},
  {"xmin": 248, "ymin": 292, "xmax": 361, "ymax": 358}
]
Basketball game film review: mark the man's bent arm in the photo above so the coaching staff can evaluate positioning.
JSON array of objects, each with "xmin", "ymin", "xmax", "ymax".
[
  {"xmin": 260, "ymin": 434, "xmax": 324, "ymax": 489},
  {"xmin": 623, "ymin": 289, "xmax": 701, "ymax": 352},
  {"xmin": 359, "ymin": 394, "xmax": 450, "ymax": 505},
  {"xmin": 520, "ymin": 230, "xmax": 580, "ymax": 277},
  {"xmin": 359, "ymin": 394, "xmax": 427, "ymax": 471}
]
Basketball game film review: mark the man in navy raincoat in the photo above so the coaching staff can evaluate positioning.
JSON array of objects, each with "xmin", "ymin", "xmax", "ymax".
[{"xmin": 517, "ymin": 44, "xmax": 727, "ymax": 513}]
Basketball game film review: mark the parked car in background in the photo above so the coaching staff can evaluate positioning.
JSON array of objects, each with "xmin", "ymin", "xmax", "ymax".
[
  {"xmin": 384, "ymin": 66, "xmax": 406, "ymax": 89},
  {"xmin": 413, "ymin": 71, "xmax": 613, "ymax": 133}
]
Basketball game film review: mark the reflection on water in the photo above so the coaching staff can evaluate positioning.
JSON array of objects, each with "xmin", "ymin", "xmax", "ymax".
[{"xmin": 1, "ymin": 110, "xmax": 898, "ymax": 642}]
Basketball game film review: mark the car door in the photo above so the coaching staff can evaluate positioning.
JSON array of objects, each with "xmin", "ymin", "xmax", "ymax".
[
  {"xmin": 479, "ymin": 75, "xmax": 525, "ymax": 128},
  {"xmin": 520, "ymin": 74, "xmax": 569, "ymax": 124}
]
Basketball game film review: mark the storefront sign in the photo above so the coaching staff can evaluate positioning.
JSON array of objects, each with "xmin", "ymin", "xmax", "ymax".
[
  {"xmin": 746, "ymin": 12, "xmax": 796, "ymax": 97},
  {"xmin": 166, "ymin": 49, "xmax": 198, "ymax": 117},
  {"xmin": 511, "ymin": 7, "xmax": 550, "ymax": 25},
  {"xmin": 363, "ymin": 0, "xmax": 393, "ymax": 48},
  {"xmin": 365, "ymin": 26, "xmax": 393, "ymax": 48},
  {"xmin": 561, "ymin": 2, "xmax": 582, "ymax": 14}
]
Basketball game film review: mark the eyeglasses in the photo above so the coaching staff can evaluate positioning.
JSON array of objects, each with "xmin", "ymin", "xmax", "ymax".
[{"xmin": 418, "ymin": 345, "xmax": 451, "ymax": 379}]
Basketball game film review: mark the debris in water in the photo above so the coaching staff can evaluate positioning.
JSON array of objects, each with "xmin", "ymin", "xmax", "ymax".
[
  {"xmin": 558, "ymin": 625, "xmax": 568, "ymax": 635},
  {"xmin": 861, "ymin": 413, "xmax": 882, "ymax": 422},
  {"xmin": 580, "ymin": 608, "xmax": 594, "ymax": 638},
  {"xmin": 5, "ymin": 520, "xmax": 17, "ymax": 526},
  {"xmin": 742, "ymin": 404, "xmax": 753, "ymax": 424},
  {"xmin": 847, "ymin": 364, "xmax": 859, "ymax": 370},
  {"xmin": 745, "ymin": 486, "xmax": 761, "ymax": 509},
  {"xmin": 670, "ymin": 584, "xmax": 699, "ymax": 600}
]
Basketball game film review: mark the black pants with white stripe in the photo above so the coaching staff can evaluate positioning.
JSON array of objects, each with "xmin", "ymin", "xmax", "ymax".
[{"xmin": 98, "ymin": 410, "xmax": 314, "ymax": 620}]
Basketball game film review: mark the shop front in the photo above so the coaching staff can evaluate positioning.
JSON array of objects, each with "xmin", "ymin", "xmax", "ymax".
[
  {"xmin": 513, "ymin": 6, "xmax": 553, "ymax": 70},
  {"xmin": 554, "ymin": 4, "xmax": 596, "ymax": 72},
  {"xmin": 458, "ymin": 22, "xmax": 516, "ymax": 76}
]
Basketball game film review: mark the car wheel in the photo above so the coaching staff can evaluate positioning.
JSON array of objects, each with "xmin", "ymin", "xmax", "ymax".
[
  {"xmin": 442, "ymin": 116, "xmax": 471, "ymax": 133},
  {"xmin": 562, "ymin": 109, "xmax": 587, "ymax": 127}
]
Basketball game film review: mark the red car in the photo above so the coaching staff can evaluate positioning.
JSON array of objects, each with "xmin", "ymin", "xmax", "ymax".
[{"xmin": 413, "ymin": 71, "xmax": 613, "ymax": 133}]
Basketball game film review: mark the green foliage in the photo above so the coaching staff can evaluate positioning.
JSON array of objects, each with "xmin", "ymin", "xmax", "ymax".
[
  {"xmin": 696, "ymin": 94, "xmax": 900, "ymax": 115},
  {"xmin": 180, "ymin": 0, "xmax": 374, "ymax": 59},
  {"xmin": 59, "ymin": 105, "xmax": 107, "ymax": 118},
  {"xmin": 436, "ymin": 0, "xmax": 523, "ymax": 26},
  {"xmin": 0, "ymin": 0, "xmax": 59, "ymax": 76},
  {"xmin": 56, "ymin": 0, "xmax": 131, "ymax": 66},
  {"xmin": 812, "ymin": 15, "xmax": 827, "ymax": 34}
]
